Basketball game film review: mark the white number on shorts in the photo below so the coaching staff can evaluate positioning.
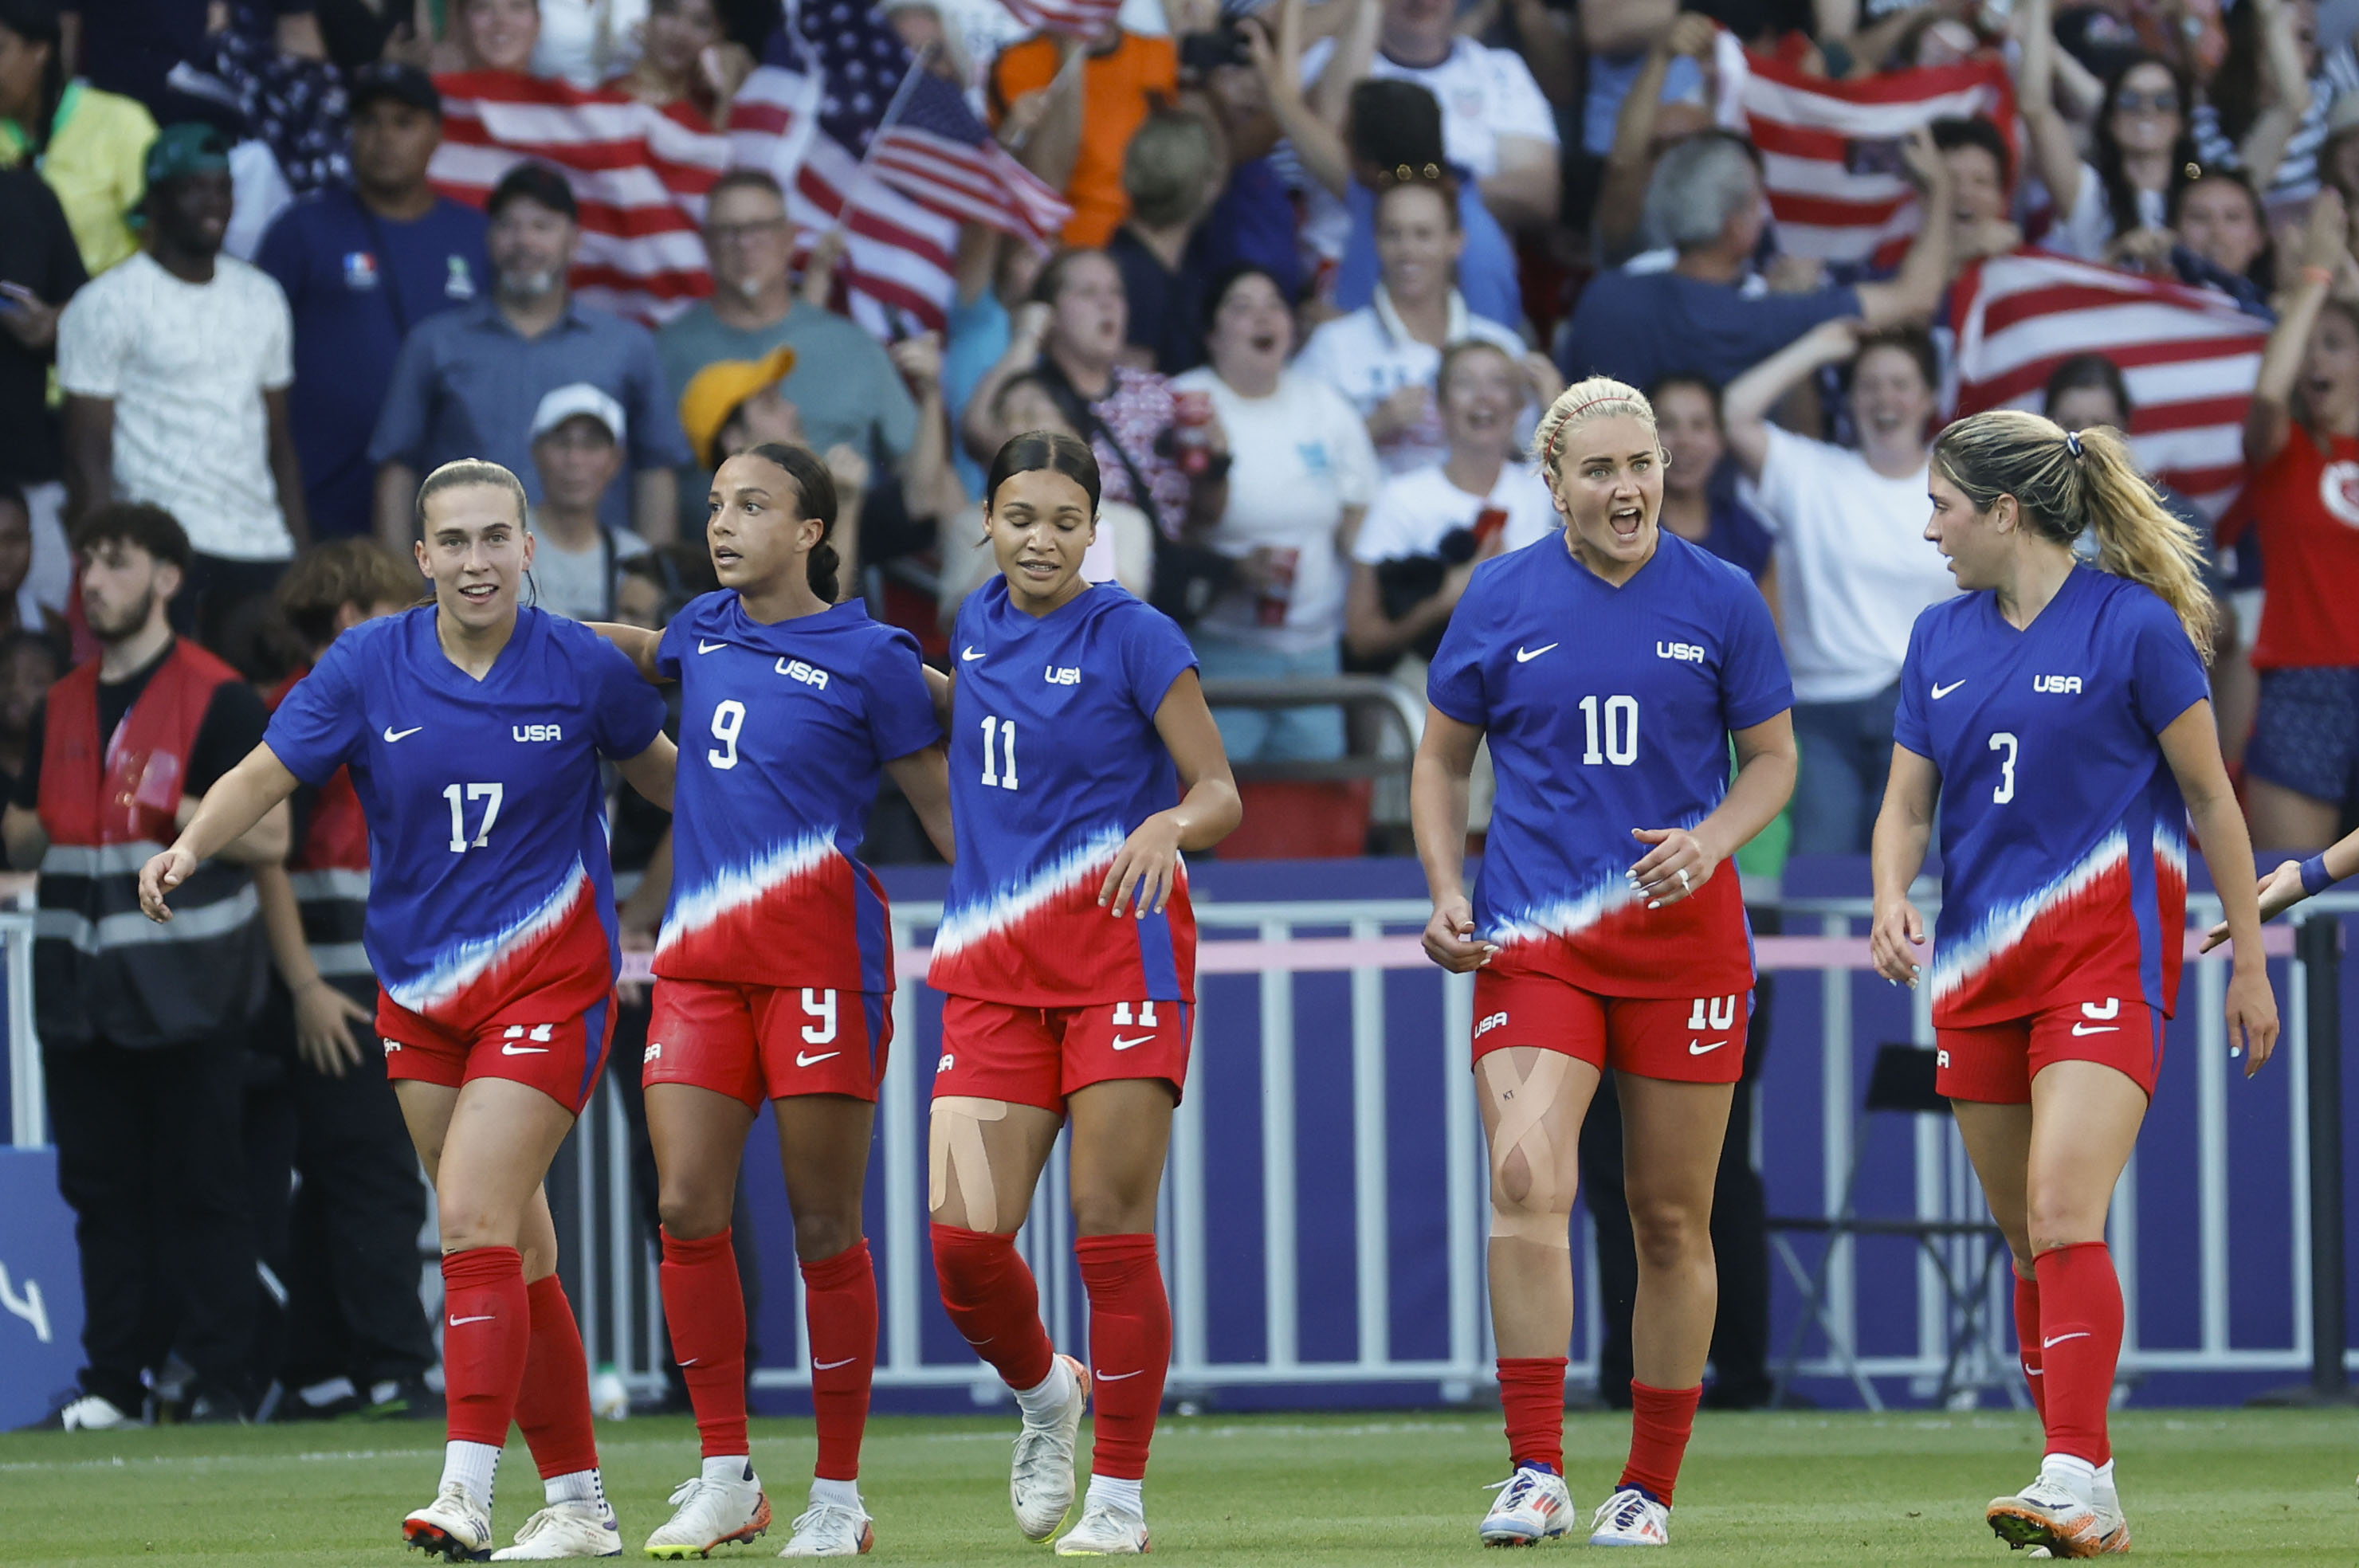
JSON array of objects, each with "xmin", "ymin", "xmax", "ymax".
[
  {"xmin": 800, "ymin": 989, "xmax": 838, "ymax": 1044},
  {"xmin": 1112, "ymin": 1001, "xmax": 1160, "ymax": 1027},
  {"xmin": 979, "ymin": 715, "xmax": 1019, "ymax": 790},
  {"xmin": 1989, "ymin": 731, "xmax": 2019, "ymax": 804},
  {"xmin": 1685, "ymin": 995, "xmax": 1739, "ymax": 1032},
  {"xmin": 708, "ymin": 699, "xmax": 746, "ymax": 770},
  {"xmin": 1578, "ymin": 694, "xmax": 1640, "ymax": 766},
  {"xmin": 442, "ymin": 782, "xmax": 504, "ymax": 851}
]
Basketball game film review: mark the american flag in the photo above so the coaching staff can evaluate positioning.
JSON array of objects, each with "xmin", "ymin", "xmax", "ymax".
[
  {"xmin": 1741, "ymin": 53, "xmax": 2016, "ymax": 270},
  {"xmin": 1000, "ymin": 0, "xmax": 1123, "ymax": 39},
  {"xmin": 1949, "ymin": 251, "xmax": 2267, "ymax": 517},
  {"xmin": 873, "ymin": 68, "xmax": 1071, "ymax": 242},
  {"xmin": 430, "ymin": 70, "xmax": 728, "ymax": 323}
]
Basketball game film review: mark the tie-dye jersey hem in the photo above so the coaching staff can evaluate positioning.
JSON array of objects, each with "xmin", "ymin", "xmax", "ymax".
[{"xmin": 380, "ymin": 859, "xmax": 596, "ymax": 1020}]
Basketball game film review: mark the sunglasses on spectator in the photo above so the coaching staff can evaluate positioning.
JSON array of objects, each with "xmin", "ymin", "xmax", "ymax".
[{"xmin": 2113, "ymin": 88, "xmax": 2180, "ymax": 114}]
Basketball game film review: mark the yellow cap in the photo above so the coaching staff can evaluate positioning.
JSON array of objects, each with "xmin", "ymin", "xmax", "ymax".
[{"xmin": 678, "ymin": 344, "xmax": 799, "ymax": 471}]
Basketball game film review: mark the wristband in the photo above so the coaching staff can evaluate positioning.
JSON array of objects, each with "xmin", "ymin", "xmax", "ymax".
[
  {"xmin": 2302, "ymin": 265, "xmax": 2337, "ymax": 286},
  {"xmin": 2300, "ymin": 853, "xmax": 2337, "ymax": 896}
]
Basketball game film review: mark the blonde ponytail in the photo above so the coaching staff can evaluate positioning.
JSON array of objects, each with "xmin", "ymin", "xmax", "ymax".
[{"xmin": 1931, "ymin": 410, "xmax": 2216, "ymax": 664}]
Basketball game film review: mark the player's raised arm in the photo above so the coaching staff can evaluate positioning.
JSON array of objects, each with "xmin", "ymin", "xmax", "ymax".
[{"xmin": 139, "ymin": 743, "xmax": 301, "ymax": 920}]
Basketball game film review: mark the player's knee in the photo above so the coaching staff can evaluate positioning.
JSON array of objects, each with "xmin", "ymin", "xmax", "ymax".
[
  {"xmin": 2025, "ymin": 1190, "xmax": 2103, "ymax": 1252},
  {"xmin": 437, "ymin": 1199, "xmax": 512, "ymax": 1256},
  {"xmin": 1070, "ymin": 1188, "xmax": 1155, "ymax": 1237},
  {"xmin": 1489, "ymin": 1154, "xmax": 1575, "ymax": 1221},
  {"xmin": 1627, "ymin": 1197, "xmax": 1709, "ymax": 1269},
  {"xmin": 656, "ymin": 1182, "xmax": 732, "ymax": 1241},
  {"xmin": 787, "ymin": 1208, "xmax": 860, "ymax": 1262}
]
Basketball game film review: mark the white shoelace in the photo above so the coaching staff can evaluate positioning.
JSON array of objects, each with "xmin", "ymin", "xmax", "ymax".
[
  {"xmin": 1600, "ymin": 1490, "xmax": 1652, "ymax": 1530},
  {"xmin": 665, "ymin": 1476, "xmax": 722, "ymax": 1510},
  {"xmin": 790, "ymin": 1503, "xmax": 866, "ymax": 1540},
  {"xmin": 1484, "ymin": 1471, "xmax": 1545, "ymax": 1510}
]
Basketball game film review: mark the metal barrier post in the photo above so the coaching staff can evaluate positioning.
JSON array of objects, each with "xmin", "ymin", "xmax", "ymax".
[{"xmin": 2302, "ymin": 915, "xmax": 2347, "ymax": 1397}]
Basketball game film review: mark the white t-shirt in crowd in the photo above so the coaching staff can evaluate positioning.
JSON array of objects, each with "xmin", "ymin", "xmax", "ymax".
[
  {"xmin": 1171, "ymin": 367, "xmax": 1381, "ymax": 655},
  {"xmin": 1300, "ymin": 35, "xmax": 1559, "ymax": 179},
  {"xmin": 57, "ymin": 251, "xmax": 296, "ymax": 562},
  {"xmin": 527, "ymin": 518, "xmax": 650, "ymax": 621},
  {"xmin": 1749, "ymin": 425, "xmax": 1957, "ymax": 704},
  {"xmin": 2047, "ymin": 161, "xmax": 2167, "ymax": 263},
  {"xmin": 1295, "ymin": 289, "xmax": 1529, "ymax": 475},
  {"xmin": 532, "ymin": 0, "xmax": 648, "ymax": 88},
  {"xmin": 1352, "ymin": 461, "xmax": 1560, "ymax": 564}
]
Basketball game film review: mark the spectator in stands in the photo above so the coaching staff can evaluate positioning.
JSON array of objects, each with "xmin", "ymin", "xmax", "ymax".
[
  {"xmin": 991, "ymin": 19, "xmax": 1179, "ymax": 248},
  {"xmin": 2020, "ymin": 0, "xmax": 2200, "ymax": 265},
  {"xmin": 59, "ymin": 123, "xmax": 308, "ymax": 649},
  {"xmin": 1173, "ymin": 264, "xmax": 1381, "ymax": 764},
  {"xmin": 533, "ymin": 0, "xmax": 644, "ymax": 88},
  {"xmin": 1590, "ymin": 11, "xmax": 1719, "ymax": 265},
  {"xmin": 370, "ymin": 162, "xmax": 688, "ymax": 551},
  {"xmin": 2322, "ymin": 90, "xmax": 2359, "ymax": 203},
  {"xmin": 1302, "ymin": 0, "xmax": 1561, "ymax": 229},
  {"xmin": 0, "ymin": 625, "xmax": 60, "ymax": 798},
  {"xmin": 447, "ymin": 0, "xmax": 540, "ymax": 73},
  {"xmin": 256, "ymin": 64, "xmax": 489, "ymax": 539},
  {"xmin": 609, "ymin": 0, "xmax": 745, "ymax": 127},
  {"xmin": 0, "ymin": 163, "xmax": 84, "ymax": 628},
  {"xmin": 676, "ymin": 345, "xmax": 802, "ymax": 468},
  {"xmin": 1329, "ymin": 79, "xmax": 1520, "ymax": 329},
  {"xmin": 2192, "ymin": 0, "xmax": 2353, "ymax": 207},
  {"xmin": 944, "ymin": 235, "xmax": 1048, "ymax": 498},
  {"xmin": 2169, "ymin": 168, "xmax": 2278, "ymax": 311},
  {"xmin": 6, "ymin": 503, "xmax": 286, "ymax": 1429},
  {"xmin": 2229, "ymin": 190, "xmax": 2359, "ymax": 850},
  {"xmin": 0, "ymin": 0, "xmax": 155, "ymax": 276},
  {"xmin": 63, "ymin": 0, "xmax": 321, "ymax": 121},
  {"xmin": 1187, "ymin": 4, "xmax": 1305, "ymax": 298},
  {"xmin": 524, "ymin": 382, "xmax": 649, "ymax": 620},
  {"xmin": 1109, "ymin": 109, "xmax": 1223, "ymax": 377},
  {"xmin": 1561, "ymin": 129, "xmax": 1954, "ymax": 393},
  {"xmin": 0, "ymin": 480, "xmax": 53, "ymax": 638},
  {"xmin": 1297, "ymin": 173, "xmax": 1541, "ymax": 474},
  {"xmin": 1723, "ymin": 319, "xmax": 1957, "ymax": 855},
  {"xmin": 1651, "ymin": 374, "xmax": 1775, "ymax": 589},
  {"xmin": 1931, "ymin": 116, "xmax": 2026, "ymax": 272}
]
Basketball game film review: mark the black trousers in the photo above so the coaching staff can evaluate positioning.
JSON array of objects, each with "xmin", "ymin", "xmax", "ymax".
[
  {"xmin": 45, "ymin": 1033, "xmax": 256, "ymax": 1413},
  {"xmin": 1576, "ymin": 975, "xmax": 1776, "ymax": 1410},
  {"xmin": 244, "ymin": 981, "xmax": 434, "ymax": 1395}
]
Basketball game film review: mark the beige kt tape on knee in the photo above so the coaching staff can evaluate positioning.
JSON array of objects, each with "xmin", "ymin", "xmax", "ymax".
[
  {"xmin": 1482, "ymin": 1051, "xmax": 1572, "ymax": 1249},
  {"xmin": 929, "ymin": 1096, "xmax": 1009, "ymax": 1232}
]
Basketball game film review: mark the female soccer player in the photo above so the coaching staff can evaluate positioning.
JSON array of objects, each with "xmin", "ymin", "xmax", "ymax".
[
  {"xmin": 1411, "ymin": 377, "xmax": 1795, "ymax": 1546},
  {"xmin": 1412, "ymin": 378, "xmax": 1797, "ymax": 1549},
  {"xmin": 924, "ymin": 430, "xmax": 1240, "ymax": 1558},
  {"xmin": 1870, "ymin": 412, "xmax": 2279, "ymax": 1556},
  {"xmin": 139, "ymin": 461, "xmax": 677, "ymax": 1562},
  {"xmin": 592, "ymin": 444, "xmax": 953, "ymax": 1559}
]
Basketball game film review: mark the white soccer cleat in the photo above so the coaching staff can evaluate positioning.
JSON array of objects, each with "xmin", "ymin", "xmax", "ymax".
[
  {"xmin": 492, "ymin": 1499, "xmax": 624, "ymax": 1558},
  {"xmin": 53, "ymin": 1394, "xmax": 139, "ymax": 1431},
  {"xmin": 1010, "ymin": 1354, "xmax": 1091, "ymax": 1542},
  {"xmin": 1987, "ymin": 1477, "xmax": 2107, "ymax": 1557},
  {"xmin": 404, "ymin": 1481, "xmax": 495, "ymax": 1562},
  {"xmin": 1053, "ymin": 1502, "xmax": 1150, "ymax": 1556},
  {"xmin": 1477, "ymin": 1465, "xmax": 1574, "ymax": 1547},
  {"xmin": 1588, "ymin": 1486, "xmax": 1670, "ymax": 1546},
  {"xmin": 778, "ymin": 1502, "xmax": 873, "ymax": 1557},
  {"xmin": 643, "ymin": 1470, "xmax": 771, "ymax": 1558}
]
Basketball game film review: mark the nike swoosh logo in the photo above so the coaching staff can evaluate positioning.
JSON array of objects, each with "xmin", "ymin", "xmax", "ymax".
[
  {"xmin": 698, "ymin": 639, "xmax": 726, "ymax": 654},
  {"xmin": 677, "ymin": 1358, "xmax": 698, "ymax": 1367},
  {"xmin": 812, "ymin": 1356, "xmax": 858, "ymax": 1371},
  {"xmin": 1931, "ymin": 680, "xmax": 1966, "ymax": 699},
  {"xmin": 1514, "ymin": 643, "xmax": 1558, "ymax": 664},
  {"xmin": 1094, "ymin": 1369, "xmax": 1144, "ymax": 1381},
  {"xmin": 2070, "ymin": 1023, "xmax": 2119, "ymax": 1037},
  {"xmin": 1109, "ymin": 1035, "xmax": 1155, "ymax": 1050},
  {"xmin": 383, "ymin": 725, "xmax": 423, "ymax": 742},
  {"xmin": 1687, "ymin": 1039, "xmax": 1727, "ymax": 1055},
  {"xmin": 500, "ymin": 1044, "xmax": 550, "ymax": 1055},
  {"xmin": 2043, "ymin": 1332, "xmax": 2090, "ymax": 1349},
  {"xmin": 796, "ymin": 1050, "xmax": 841, "ymax": 1067},
  {"xmin": 961, "ymin": 645, "xmax": 984, "ymax": 661},
  {"xmin": 448, "ymin": 1314, "xmax": 493, "ymax": 1327}
]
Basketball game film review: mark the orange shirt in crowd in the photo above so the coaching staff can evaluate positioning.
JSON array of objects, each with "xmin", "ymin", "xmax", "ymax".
[
  {"xmin": 990, "ymin": 31, "xmax": 1178, "ymax": 249},
  {"xmin": 2222, "ymin": 430, "xmax": 2359, "ymax": 669}
]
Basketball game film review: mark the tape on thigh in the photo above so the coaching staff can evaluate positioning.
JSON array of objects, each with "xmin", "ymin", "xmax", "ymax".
[
  {"xmin": 929, "ymin": 1096, "xmax": 1009, "ymax": 1230},
  {"xmin": 1482, "ymin": 1051, "xmax": 1572, "ymax": 1248}
]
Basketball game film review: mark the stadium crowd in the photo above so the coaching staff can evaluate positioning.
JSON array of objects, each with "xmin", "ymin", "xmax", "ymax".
[{"xmin": 2, "ymin": 0, "xmax": 2355, "ymax": 1436}]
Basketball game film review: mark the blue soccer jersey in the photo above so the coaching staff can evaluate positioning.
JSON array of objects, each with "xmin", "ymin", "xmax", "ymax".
[
  {"xmin": 653, "ymin": 592, "xmax": 940, "ymax": 992},
  {"xmin": 264, "ymin": 606, "xmax": 666, "ymax": 1027},
  {"xmin": 1894, "ymin": 566, "xmax": 2211, "ymax": 1027},
  {"xmin": 1429, "ymin": 532, "xmax": 1793, "ymax": 997},
  {"xmin": 927, "ymin": 578, "xmax": 1200, "ymax": 1006}
]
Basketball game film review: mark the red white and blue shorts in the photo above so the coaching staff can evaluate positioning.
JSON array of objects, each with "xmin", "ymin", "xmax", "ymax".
[
  {"xmin": 932, "ymin": 996, "xmax": 1191, "ymax": 1114},
  {"xmin": 377, "ymin": 988, "xmax": 615, "ymax": 1116},
  {"xmin": 1936, "ymin": 995, "xmax": 2165, "ymax": 1103},
  {"xmin": 643, "ymin": 979, "xmax": 890, "ymax": 1105},
  {"xmin": 1471, "ymin": 970, "xmax": 1751, "ymax": 1085}
]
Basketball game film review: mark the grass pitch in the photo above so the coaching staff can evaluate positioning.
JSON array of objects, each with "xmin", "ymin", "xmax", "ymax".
[{"xmin": 1, "ymin": 1408, "xmax": 2353, "ymax": 1564}]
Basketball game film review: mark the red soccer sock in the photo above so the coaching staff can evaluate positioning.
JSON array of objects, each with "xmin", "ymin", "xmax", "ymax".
[
  {"xmin": 2031, "ymin": 1242, "xmax": 2122, "ymax": 1466},
  {"xmin": 1619, "ymin": 1381, "xmax": 1702, "ymax": 1506},
  {"xmin": 441, "ymin": 1245, "xmax": 530, "ymax": 1449},
  {"xmin": 800, "ymin": 1241, "xmax": 877, "ymax": 1482},
  {"xmin": 1497, "ymin": 1357, "xmax": 1568, "ymax": 1472},
  {"xmin": 2013, "ymin": 1272, "xmax": 2047, "ymax": 1424},
  {"xmin": 929, "ymin": 1224, "xmax": 1055, "ymax": 1393},
  {"xmin": 1074, "ymin": 1233, "xmax": 1170, "ymax": 1483},
  {"xmin": 515, "ymin": 1273, "xmax": 600, "ymax": 1480},
  {"xmin": 660, "ymin": 1228, "xmax": 749, "ymax": 1459}
]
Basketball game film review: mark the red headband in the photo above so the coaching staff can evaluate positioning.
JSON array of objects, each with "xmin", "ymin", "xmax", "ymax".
[{"xmin": 1544, "ymin": 393, "xmax": 1645, "ymax": 464}]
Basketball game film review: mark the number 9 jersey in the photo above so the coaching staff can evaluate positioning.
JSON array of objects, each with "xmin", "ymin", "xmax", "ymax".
[{"xmin": 1894, "ymin": 566, "xmax": 2212, "ymax": 1029}]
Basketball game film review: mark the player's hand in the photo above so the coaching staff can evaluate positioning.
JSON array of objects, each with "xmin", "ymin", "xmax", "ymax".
[
  {"xmin": 1101, "ymin": 812, "xmax": 1185, "ymax": 918},
  {"xmin": 293, "ymin": 978, "xmax": 371, "ymax": 1078},
  {"xmin": 2227, "ymin": 964, "xmax": 2280, "ymax": 1076},
  {"xmin": 2204, "ymin": 859, "xmax": 2309, "ymax": 951},
  {"xmin": 615, "ymin": 922, "xmax": 657, "ymax": 1007},
  {"xmin": 1627, "ymin": 826, "xmax": 1717, "ymax": 907},
  {"xmin": 138, "ymin": 845, "xmax": 198, "ymax": 922},
  {"xmin": 1422, "ymin": 894, "xmax": 1497, "ymax": 972},
  {"xmin": 1870, "ymin": 896, "xmax": 1926, "ymax": 986}
]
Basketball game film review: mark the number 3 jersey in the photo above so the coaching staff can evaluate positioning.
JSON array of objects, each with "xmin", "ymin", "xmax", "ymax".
[
  {"xmin": 1894, "ymin": 566, "xmax": 2211, "ymax": 1029},
  {"xmin": 1429, "ymin": 532, "xmax": 1793, "ymax": 997},
  {"xmin": 651, "ymin": 592, "xmax": 940, "ymax": 992},
  {"xmin": 264, "ymin": 606, "xmax": 667, "ymax": 1030},
  {"xmin": 928, "ymin": 577, "xmax": 1200, "ymax": 1007}
]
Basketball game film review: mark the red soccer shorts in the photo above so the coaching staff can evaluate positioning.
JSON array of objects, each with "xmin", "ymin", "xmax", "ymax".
[
  {"xmin": 1937, "ymin": 995, "xmax": 2164, "ymax": 1103},
  {"xmin": 1471, "ymin": 970, "xmax": 1749, "ymax": 1085},
  {"xmin": 932, "ymin": 996, "xmax": 1191, "ymax": 1113},
  {"xmin": 643, "ymin": 979, "xmax": 890, "ymax": 1105},
  {"xmin": 376, "ymin": 990, "xmax": 616, "ymax": 1115}
]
